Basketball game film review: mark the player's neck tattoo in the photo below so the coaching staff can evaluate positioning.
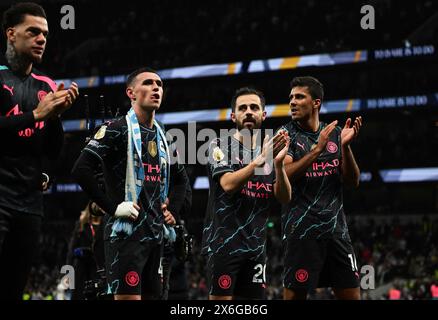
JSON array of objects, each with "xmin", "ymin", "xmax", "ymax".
[{"xmin": 5, "ymin": 43, "xmax": 31, "ymax": 75}]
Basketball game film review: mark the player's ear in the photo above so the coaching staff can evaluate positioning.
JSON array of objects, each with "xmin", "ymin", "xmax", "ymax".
[
  {"xmin": 313, "ymin": 99, "xmax": 321, "ymax": 110},
  {"xmin": 262, "ymin": 110, "xmax": 267, "ymax": 121},
  {"xmin": 126, "ymin": 87, "xmax": 135, "ymax": 101},
  {"xmin": 6, "ymin": 27, "xmax": 16, "ymax": 42},
  {"xmin": 230, "ymin": 111, "xmax": 236, "ymax": 123}
]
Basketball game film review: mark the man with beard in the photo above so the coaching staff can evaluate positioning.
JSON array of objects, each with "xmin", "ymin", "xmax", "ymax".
[
  {"xmin": 0, "ymin": 2, "xmax": 79, "ymax": 300},
  {"xmin": 279, "ymin": 76, "xmax": 362, "ymax": 300},
  {"xmin": 201, "ymin": 87, "xmax": 292, "ymax": 300}
]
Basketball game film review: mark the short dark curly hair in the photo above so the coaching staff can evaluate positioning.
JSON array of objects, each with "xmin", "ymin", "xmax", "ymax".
[{"xmin": 2, "ymin": 2, "xmax": 47, "ymax": 33}]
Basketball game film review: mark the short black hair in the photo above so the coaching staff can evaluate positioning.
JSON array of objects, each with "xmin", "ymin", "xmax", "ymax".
[
  {"xmin": 126, "ymin": 67, "xmax": 159, "ymax": 87},
  {"xmin": 2, "ymin": 2, "xmax": 47, "ymax": 33},
  {"xmin": 290, "ymin": 76, "xmax": 324, "ymax": 102},
  {"xmin": 231, "ymin": 87, "xmax": 266, "ymax": 112}
]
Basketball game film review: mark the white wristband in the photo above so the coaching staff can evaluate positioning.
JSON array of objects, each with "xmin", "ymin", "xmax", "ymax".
[{"xmin": 115, "ymin": 201, "xmax": 139, "ymax": 219}]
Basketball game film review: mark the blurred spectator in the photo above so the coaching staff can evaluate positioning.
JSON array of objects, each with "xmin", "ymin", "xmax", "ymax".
[{"xmin": 66, "ymin": 201, "xmax": 104, "ymax": 300}]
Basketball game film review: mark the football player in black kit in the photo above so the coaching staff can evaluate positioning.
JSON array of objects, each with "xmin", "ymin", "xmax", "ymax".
[
  {"xmin": 72, "ymin": 67, "xmax": 189, "ymax": 300},
  {"xmin": 279, "ymin": 76, "xmax": 363, "ymax": 300},
  {"xmin": 0, "ymin": 3, "xmax": 79, "ymax": 300},
  {"xmin": 202, "ymin": 87, "xmax": 292, "ymax": 300}
]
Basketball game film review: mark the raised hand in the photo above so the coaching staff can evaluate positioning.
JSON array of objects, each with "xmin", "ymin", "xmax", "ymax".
[
  {"xmin": 274, "ymin": 131, "xmax": 290, "ymax": 166},
  {"xmin": 272, "ymin": 130, "xmax": 289, "ymax": 158},
  {"xmin": 54, "ymin": 81, "xmax": 79, "ymax": 115},
  {"xmin": 32, "ymin": 82, "xmax": 79, "ymax": 120},
  {"xmin": 253, "ymin": 135, "xmax": 270, "ymax": 167},
  {"xmin": 341, "ymin": 116, "xmax": 362, "ymax": 146},
  {"xmin": 33, "ymin": 87, "xmax": 69, "ymax": 121},
  {"xmin": 315, "ymin": 120, "xmax": 338, "ymax": 153},
  {"xmin": 255, "ymin": 131, "xmax": 289, "ymax": 167}
]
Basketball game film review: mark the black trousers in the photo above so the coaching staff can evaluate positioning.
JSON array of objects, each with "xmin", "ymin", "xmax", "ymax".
[{"xmin": 0, "ymin": 206, "xmax": 42, "ymax": 300}]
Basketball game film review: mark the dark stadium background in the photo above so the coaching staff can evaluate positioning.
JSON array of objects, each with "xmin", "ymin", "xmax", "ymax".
[{"xmin": 1, "ymin": 0, "xmax": 437, "ymax": 300}]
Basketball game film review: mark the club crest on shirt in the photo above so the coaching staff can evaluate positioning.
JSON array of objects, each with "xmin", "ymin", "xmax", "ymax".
[
  {"xmin": 94, "ymin": 125, "xmax": 106, "ymax": 139},
  {"xmin": 326, "ymin": 141, "xmax": 338, "ymax": 153},
  {"xmin": 212, "ymin": 147, "xmax": 225, "ymax": 161},
  {"xmin": 148, "ymin": 141, "xmax": 157, "ymax": 157}
]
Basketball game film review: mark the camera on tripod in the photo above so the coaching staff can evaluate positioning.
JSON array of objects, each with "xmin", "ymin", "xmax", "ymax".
[{"xmin": 83, "ymin": 269, "xmax": 112, "ymax": 300}]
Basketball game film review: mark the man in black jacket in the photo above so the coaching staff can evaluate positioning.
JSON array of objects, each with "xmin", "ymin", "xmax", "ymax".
[{"xmin": 0, "ymin": 2, "xmax": 78, "ymax": 300}]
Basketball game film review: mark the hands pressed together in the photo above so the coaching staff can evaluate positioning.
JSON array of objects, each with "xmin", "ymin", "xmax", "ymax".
[
  {"xmin": 255, "ymin": 130, "xmax": 290, "ymax": 167},
  {"xmin": 33, "ymin": 81, "xmax": 79, "ymax": 121},
  {"xmin": 314, "ymin": 116, "xmax": 363, "ymax": 153}
]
